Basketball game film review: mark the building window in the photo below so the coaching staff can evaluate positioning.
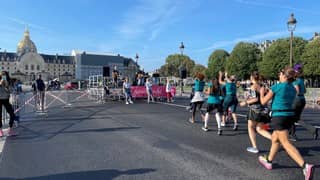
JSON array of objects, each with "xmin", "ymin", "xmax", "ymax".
[
  {"xmin": 25, "ymin": 65, "xmax": 28, "ymax": 70},
  {"xmin": 7, "ymin": 67, "xmax": 9, "ymax": 70},
  {"xmin": 36, "ymin": 65, "xmax": 40, "ymax": 70},
  {"xmin": 31, "ymin": 64, "xmax": 34, "ymax": 70}
]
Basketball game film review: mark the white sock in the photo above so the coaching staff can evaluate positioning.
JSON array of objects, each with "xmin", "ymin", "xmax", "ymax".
[
  {"xmin": 215, "ymin": 113, "xmax": 221, "ymax": 129},
  {"xmin": 204, "ymin": 113, "xmax": 209, "ymax": 128}
]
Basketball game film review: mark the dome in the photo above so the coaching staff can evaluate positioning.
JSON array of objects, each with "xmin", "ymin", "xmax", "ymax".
[
  {"xmin": 17, "ymin": 52, "xmax": 45, "ymax": 74},
  {"xmin": 17, "ymin": 27, "xmax": 37, "ymax": 56}
]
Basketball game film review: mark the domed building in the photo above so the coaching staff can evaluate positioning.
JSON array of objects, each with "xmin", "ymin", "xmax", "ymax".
[
  {"xmin": 17, "ymin": 28, "xmax": 37, "ymax": 56},
  {"xmin": 0, "ymin": 28, "xmax": 139, "ymax": 83}
]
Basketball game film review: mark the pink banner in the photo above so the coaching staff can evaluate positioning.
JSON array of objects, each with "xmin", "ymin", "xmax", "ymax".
[{"xmin": 131, "ymin": 86, "xmax": 175, "ymax": 98}]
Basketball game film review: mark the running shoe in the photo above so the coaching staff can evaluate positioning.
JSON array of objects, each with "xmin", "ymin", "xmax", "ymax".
[
  {"xmin": 233, "ymin": 124, "xmax": 238, "ymax": 131},
  {"xmin": 217, "ymin": 128, "xmax": 222, "ymax": 135},
  {"xmin": 289, "ymin": 134, "xmax": 298, "ymax": 142},
  {"xmin": 129, "ymin": 100, "xmax": 133, "ymax": 104},
  {"xmin": 259, "ymin": 155, "xmax": 272, "ymax": 170},
  {"xmin": 8, "ymin": 128, "xmax": 18, "ymax": 137},
  {"xmin": 303, "ymin": 164, "xmax": 314, "ymax": 180},
  {"xmin": 188, "ymin": 118, "xmax": 195, "ymax": 124},
  {"xmin": 247, "ymin": 147, "xmax": 259, "ymax": 154},
  {"xmin": 0, "ymin": 129, "xmax": 4, "ymax": 137},
  {"xmin": 126, "ymin": 102, "xmax": 129, "ymax": 105},
  {"xmin": 313, "ymin": 128, "xmax": 318, "ymax": 140},
  {"xmin": 221, "ymin": 122, "xmax": 225, "ymax": 127},
  {"xmin": 202, "ymin": 126, "xmax": 209, "ymax": 132}
]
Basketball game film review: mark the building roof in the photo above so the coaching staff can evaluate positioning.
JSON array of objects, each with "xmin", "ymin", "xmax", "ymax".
[
  {"xmin": 0, "ymin": 52, "xmax": 18, "ymax": 62},
  {"xmin": 40, "ymin": 53, "xmax": 75, "ymax": 64}
]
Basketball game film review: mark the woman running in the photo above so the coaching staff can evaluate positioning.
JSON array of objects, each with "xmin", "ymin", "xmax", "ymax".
[
  {"xmin": 189, "ymin": 72, "xmax": 206, "ymax": 123},
  {"xmin": 258, "ymin": 67, "xmax": 314, "ymax": 180},
  {"xmin": 240, "ymin": 71, "xmax": 271, "ymax": 153},
  {"xmin": 290, "ymin": 64, "xmax": 318, "ymax": 141},
  {"xmin": 219, "ymin": 71, "xmax": 239, "ymax": 130},
  {"xmin": 202, "ymin": 78, "xmax": 223, "ymax": 135}
]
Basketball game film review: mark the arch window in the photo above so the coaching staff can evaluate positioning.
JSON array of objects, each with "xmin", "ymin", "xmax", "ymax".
[
  {"xmin": 31, "ymin": 64, "xmax": 34, "ymax": 70},
  {"xmin": 25, "ymin": 65, "xmax": 29, "ymax": 70},
  {"xmin": 36, "ymin": 65, "xmax": 40, "ymax": 71}
]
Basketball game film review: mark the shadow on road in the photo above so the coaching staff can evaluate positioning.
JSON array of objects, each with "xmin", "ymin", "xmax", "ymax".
[{"xmin": 0, "ymin": 168, "xmax": 156, "ymax": 180}]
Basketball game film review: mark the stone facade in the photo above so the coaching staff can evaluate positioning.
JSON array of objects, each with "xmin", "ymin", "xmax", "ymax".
[{"xmin": 0, "ymin": 28, "xmax": 139, "ymax": 82}]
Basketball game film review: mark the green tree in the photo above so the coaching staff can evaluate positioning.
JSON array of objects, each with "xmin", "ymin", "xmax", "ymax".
[
  {"xmin": 226, "ymin": 42, "xmax": 262, "ymax": 80},
  {"xmin": 191, "ymin": 64, "xmax": 207, "ymax": 78},
  {"xmin": 301, "ymin": 38, "xmax": 320, "ymax": 77},
  {"xmin": 160, "ymin": 54, "xmax": 195, "ymax": 77},
  {"xmin": 259, "ymin": 37, "xmax": 307, "ymax": 79},
  {"xmin": 206, "ymin": 49, "xmax": 229, "ymax": 79}
]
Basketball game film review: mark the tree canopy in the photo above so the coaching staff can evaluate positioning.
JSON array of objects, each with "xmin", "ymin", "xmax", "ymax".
[
  {"xmin": 225, "ymin": 42, "xmax": 262, "ymax": 80},
  {"xmin": 258, "ymin": 37, "xmax": 307, "ymax": 79},
  {"xmin": 301, "ymin": 38, "xmax": 320, "ymax": 77},
  {"xmin": 206, "ymin": 49, "xmax": 229, "ymax": 79}
]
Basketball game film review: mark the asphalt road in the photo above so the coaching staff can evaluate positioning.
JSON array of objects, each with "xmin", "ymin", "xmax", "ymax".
[{"xmin": 0, "ymin": 91, "xmax": 319, "ymax": 180}]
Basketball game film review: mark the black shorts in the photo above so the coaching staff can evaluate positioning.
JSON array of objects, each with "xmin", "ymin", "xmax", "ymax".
[
  {"xmin": 271, "ymin": 116, "xmax": 295, "ymax": 131},
  {"xmin": 247, "ymin": 108, "xmax": 270, "ymax": 124},
  {"xmin": 206, "ymin": 103, "xmax": 223, "ymax": 113}
]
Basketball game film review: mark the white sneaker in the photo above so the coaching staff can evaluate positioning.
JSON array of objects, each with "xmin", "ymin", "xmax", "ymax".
[
  {"xmin": 202, "ymin": 127, "xmax": 209, "ymax": 132},
  {"xmin": 129, "ymin": 100, "xmax": 133, "ymax": 104},
  {"xmin": 221, "ymin": 122, "xmax": 225, "ymax": 127},
  {"xmin": 247, "ymin": 147, "xmax": 259, "ymax": 153},
  {"xmin": 126, "ymin": 102, "xmax": 129, "ymax": 105}
]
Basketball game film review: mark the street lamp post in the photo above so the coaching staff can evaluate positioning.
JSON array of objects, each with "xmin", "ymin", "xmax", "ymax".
[
  {"xmin": 287, "ymin": 13, "xmax": 297, "ymax": 67},
  {"xmin": 135, "ymin": 53, "xmax": 139, "ymax": 64},
  {"xmin": 179, "ymin": 42, "xmax": 185, "ymax": 96}
]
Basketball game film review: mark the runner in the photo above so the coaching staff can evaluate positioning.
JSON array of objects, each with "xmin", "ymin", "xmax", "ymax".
[
  {"xmin": 202, "ymin": 77, "xmax": 223, "ymax": 135},
  {"xmin": 189, "ymin": 72, "xmax": 206, "ymax": 123},
  {"xmin": 123, "ymin": 77, "xmax": 133, "ymax": 105},
  {"xmin": 0, "ymin": 71, "xmax": 17, "ymax": 137},
  {"xmin": 258, "ymin": 67, "xmax": 314, "ymax": 180},
  {"xmin": 145, "ymin": 78, "xmax": 154, "ymax": 103},
  {"xmin": 240, "ymin": 71, "xmax": 271, "ymax": 153},
  {"xmin": 219, "ymin": 71, "xmax": 239, "ymax": 130},
  {"xmin": 290, "ymin": 64, "xmax": 318, "ymax": 141}
]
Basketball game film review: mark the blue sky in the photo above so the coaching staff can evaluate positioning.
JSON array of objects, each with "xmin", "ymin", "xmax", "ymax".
[{"xmin": 1, "ymin": 0, "xmax": 320, "ymax": 71}]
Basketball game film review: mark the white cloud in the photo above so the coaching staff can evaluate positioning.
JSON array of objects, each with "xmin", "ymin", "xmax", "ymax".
[
  {"xmin": 234, "ymin": 0, "xmax": 320, "ymax": 15},
  {"xmin": 196, "ymin": 26, "xmax": 320, "ymax": 52},
  {"xmin": 116, "ymin": 0, "xmax": 181, "ymax": 41},
  {"xmin": 7, "ymin": 17, "xmax": 48, "ymax": 31}
]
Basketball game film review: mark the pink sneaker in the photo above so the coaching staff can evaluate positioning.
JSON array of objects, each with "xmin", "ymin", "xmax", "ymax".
[
  {"xmin": 0, "ymin": 129, "xmax": 4, "ymax": 137},
  {"xmin": 259, "ymin": 155, "xmax": 272, "ymax": 170},
  {"xmin": 8, "ymin": 128, "xmax": 18, "ymax": 136}
]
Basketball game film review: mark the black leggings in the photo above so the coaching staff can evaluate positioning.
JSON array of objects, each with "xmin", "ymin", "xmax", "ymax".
[
  {"xmin": 0, "ymin": 99, "xmax": 16, "ymax": 128},
  {"xmin": 192, "ymin": 101, "xmax": 204, "ymax": 118}
]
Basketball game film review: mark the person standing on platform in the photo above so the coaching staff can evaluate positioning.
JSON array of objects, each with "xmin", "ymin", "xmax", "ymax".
[
  {"xmin": 166, "ymin": 77, "xmax": 173, "ymax": 103},
  {"xmin": 36, "ymin": 75, "xmax": 46, "ymax": 111},
  {"xmin": 145, "ymin": 78, "xmax": 154, "ymax": 103},
  {"xmin": 123, "ymin": 77, "xmax": 133, "ymax": 105},
  {"xmin": 112, "ymin": 66, "xmax": 119, "ymax": 88}
]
